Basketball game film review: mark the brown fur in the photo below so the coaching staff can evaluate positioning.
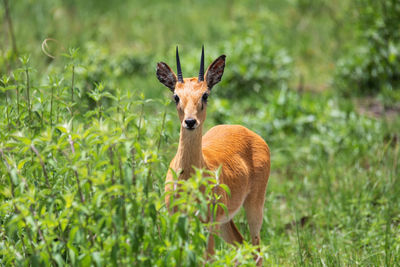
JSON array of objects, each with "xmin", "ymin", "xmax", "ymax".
[{"xmin": 158, "ymin": 55, "xmax": 270, "ymax": 266}]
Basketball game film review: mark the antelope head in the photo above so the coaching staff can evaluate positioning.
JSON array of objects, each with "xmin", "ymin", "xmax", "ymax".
[{"xmin": 156, "ymin": 46, "xmax": 226, "ymax": 131}]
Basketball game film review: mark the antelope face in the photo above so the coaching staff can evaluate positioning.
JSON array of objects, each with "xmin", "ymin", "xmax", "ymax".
[
  {"xmin": 173, "ymin": 79, "xmax": 209, "ymax": 130},
  {"xmin": 156, "ymin": 46, "xmax": 226, "ymax": 131}
]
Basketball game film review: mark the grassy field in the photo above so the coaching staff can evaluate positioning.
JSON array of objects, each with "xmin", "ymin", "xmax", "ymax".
[{"xmin": 1, "ymin": 0, "xmax": 399, "ymax": 266}]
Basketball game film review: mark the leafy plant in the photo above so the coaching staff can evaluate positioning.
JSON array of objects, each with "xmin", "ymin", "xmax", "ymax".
[
  {"xmin": 219, "ymin": 32, "xmax": 292, "ymax": 98},
  {"xmin": 335, "ymin": 0, "xmax": 400, "ymax": 95}
]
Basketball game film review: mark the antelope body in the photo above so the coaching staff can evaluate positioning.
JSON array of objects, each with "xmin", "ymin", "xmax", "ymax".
[{"xmin": 156, "ymin": 47, "xmax": 270, "ymax": 264}]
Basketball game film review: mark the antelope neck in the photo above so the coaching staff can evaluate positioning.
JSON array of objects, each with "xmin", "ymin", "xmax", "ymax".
[{"xmin": 174, "ymin": 125, "xmax": 205, "ymax": 180}]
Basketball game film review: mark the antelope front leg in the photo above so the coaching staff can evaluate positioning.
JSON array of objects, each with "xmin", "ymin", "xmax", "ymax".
[
  {"xmin": 206, "ymin": 224, "xmax": 220, "ymax": 260},
  {"xmin": 206, "ymin": 233, "xmax": 215, "ymax": 258}
]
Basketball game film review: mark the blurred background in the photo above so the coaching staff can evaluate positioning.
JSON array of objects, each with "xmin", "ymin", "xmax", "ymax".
[
  {"xmin": 2, "ymin": 0, "xmax": 400, "ymax": 99},
  {"xmin": 1, "ymin": 0, "xmax": 400, "ymax": 265}
]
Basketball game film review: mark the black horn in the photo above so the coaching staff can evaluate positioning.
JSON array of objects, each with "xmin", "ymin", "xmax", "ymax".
[
  {"xmin": 176, "ymin": 46, "xmax": 183, "ymax": 83},
  {"xmin": 198, "ymin": 45, "xmax": 205, "ymax": 82}
]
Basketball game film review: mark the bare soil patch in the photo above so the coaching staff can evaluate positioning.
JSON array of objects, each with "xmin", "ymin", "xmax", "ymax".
[{"xmin": 355, "ymin": 97, "xmax": 400, "ymax": 121}]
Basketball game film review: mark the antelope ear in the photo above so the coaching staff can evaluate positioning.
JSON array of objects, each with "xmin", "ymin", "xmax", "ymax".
[
  {"xmin": 205, "ymin": 55, "xmax": 226, "ymax": 90},
  {"xmin": 156, "ymin": 62, "xmax": 177, "ymax": 92}
]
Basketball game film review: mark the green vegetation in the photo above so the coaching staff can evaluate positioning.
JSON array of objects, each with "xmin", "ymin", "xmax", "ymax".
[
  {"xmin": 1, "ymin": 0, "xmax": 399, "ymax": 266},
  {"xmin": 335, "ymin": 0, "xmax": 400, "ymax": 97}
]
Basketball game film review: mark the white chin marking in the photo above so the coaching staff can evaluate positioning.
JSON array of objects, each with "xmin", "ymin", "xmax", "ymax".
[{"xmin": 184, "ymin": 126, "xmax": 196, "ymax": 130}]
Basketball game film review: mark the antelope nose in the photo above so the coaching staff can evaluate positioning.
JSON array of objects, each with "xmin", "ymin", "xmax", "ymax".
[{"xmin": 185, "ymin": 118, "xmax": 197, "ymax": 129}]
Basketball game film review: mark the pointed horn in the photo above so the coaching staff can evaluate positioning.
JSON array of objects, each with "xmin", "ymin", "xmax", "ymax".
[
  {"xmin": 198, "ymin": 45, "xmax": 205, "ymax": 82},
  {"xmin": 176, "ymin": 46, "xmax": 183, "ymax": 83}
]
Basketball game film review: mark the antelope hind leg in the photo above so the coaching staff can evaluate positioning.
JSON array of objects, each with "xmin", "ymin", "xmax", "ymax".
[
  {"xmin": 243, "ymin": 186, "xmax": 267, "ymax": 266},
  {"xmin": 220, "ymin": 220, "xmax": 244, "ymax": 245}
]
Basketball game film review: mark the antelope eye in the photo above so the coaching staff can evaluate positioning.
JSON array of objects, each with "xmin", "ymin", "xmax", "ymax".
[
  {"xmin": 202, "ymin": 93, "xmax": 208, "ymax": 102},
  {"xmin": 173, "ymin": 94, "xmax": 180, "ymax": 103}
]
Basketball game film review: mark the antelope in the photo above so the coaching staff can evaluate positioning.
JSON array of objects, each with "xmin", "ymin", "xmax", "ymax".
[{"xmin": 156, "ymin": 46, "xmax": 270, "ymax": 265}]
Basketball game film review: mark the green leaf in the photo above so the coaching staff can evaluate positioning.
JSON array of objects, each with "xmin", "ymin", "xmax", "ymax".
[
  {"xmin": 177, "ymin": 215, "xmax": 188, "ymax": 239},
  {"xmin": 10, "ymin": 169, "xmax": 19, "ymax": 185},
  {"xmin": 18, "ymin": 137, "xmax": 32, "ymax": 146},
  {"xmin": 92, "ymin": 252, "xmax": 102, "ymax": 266},
  {"xmin": 218, "ymin": 202, "xmax": 229, "ymax": 218},
  {"xmin": 56, "ymin": 126, "xmax": 68, "ymax": 134},
  {"xmin": 63, "ymin": 193, "xmax": 74, "ymax": 209},
  {"xmin": 54, "ymin": 254, "xmax": 65, "ymax": 267},
  {"xmin": 80, "ymin": 253, "xmax": 92, "ymax": 267},
  {"xmin": 219, "ymin": 184, "xmax": 231, "ymax": 197},
  {"xmin": 68, "ymin": 226, "xmax": 79, "ymax": 243}
]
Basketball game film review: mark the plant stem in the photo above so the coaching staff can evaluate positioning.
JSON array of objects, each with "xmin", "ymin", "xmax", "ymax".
[
  {"xmin": 108, "ymin": 146, "xmax": 116, "ymax": 185},
  {"xmin": 157, "ymin": 107, "xmax": 167, "ymax": 152},
  {"xmin": 50, "ymin": 85, "xmax": 54, "ymax": 127},
  {"xmin": 74, "ymin": 170, "xmax": 85, "ymax": 203},
  {"xmin": 56, "ymin": 84, "xmax": 60, "ymax": 124},
  {"xmin": 0, "ymin": 149, "xmax": 37, "ymax": 258},
  {"xmin": 68, "ymin": 134, "xmax": 75, "ymax": 154},
  {"xmin": 30, "ymin": 145, "xmax": 50, "ymax": 189},
  {"xmin": 137, "ymin": 103, "xmax": 144, "ymax": 141},
  {"xmin": 70, "ymin": 65, "xmax": 75, "ymax": 130},
  {"xmin": 117, "ymin": 149, "xmax": 128, "ymax": 236},
  {"xmin": 25, "ymin": 67, "xmax": 31, "ymax": 124},
  {"xmin": 3, "ymin": 0, "xmax": 18, "ymax": 58},
  {"xmin": 41, "ymin": 108, "xmax": 44, "ymax": 129},
  {"xmin": 97, "ymin": 100, "xmax": 102, "ymax": 120},
  {"xmin": 59, "ymin": 148, "xmax": 85, "ymax": 203},
  {"xmin": 0, "ymin": 148, "xmax": 15, "ymax": 197},
  {"xmin": 131, "ymin": 147, "xmax": 136, "ymax": 185},
  {"xmin": 16, "ymin": 84, "xmax": 20, "ymax": 127},
  {"xmin": 294, "ymin": 209, "xmax": 305, "ymax": 267},
  {"xmin": 5, "ymin": 90, "xmax": 10, "ymax": 130},
  {"xmin": 145, "ymin": 107, "xmax": 167, "ymax": 195},
  {"xmin": 71, "ymin": 65, "xmax": 75, "ymax": 102},
  {"xmin": 145, "ymin": 163, "xmax": 152, "ymax": 196},
  {"xmin": 29, "ymin": 205, "xmax": 56, "ymax": 266}
]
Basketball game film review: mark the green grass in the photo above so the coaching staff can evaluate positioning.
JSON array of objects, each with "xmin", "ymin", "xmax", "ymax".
[{"xmin": 1, "ymin": 0, "xmax": 399, "ymax": 266}]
